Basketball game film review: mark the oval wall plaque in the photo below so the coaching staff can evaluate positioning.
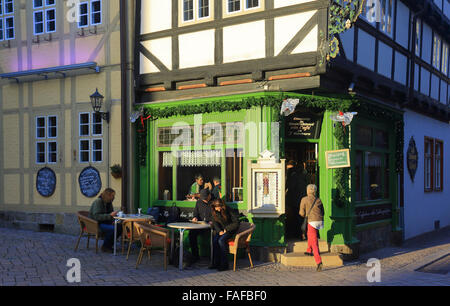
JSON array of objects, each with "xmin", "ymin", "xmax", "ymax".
[
  {"xmin": 407, "ymin": 137, "xmax": 418, "ymax": 182},
  {"xmin": 36, "ymin": 167, "xmax": 57, "ymax": 197},
  {"xmin": 79, "ymin": 166, "xmax": 102, "ymax": 198}
]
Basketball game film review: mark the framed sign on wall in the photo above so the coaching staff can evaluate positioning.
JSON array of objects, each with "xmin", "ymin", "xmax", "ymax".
[
  {"xmin": 325, "ymin": 149, "xmax": 351, "ymax": 169},
  {"xmin": 36, "ymin": 167, "xmax": 57, "ymax": 197}
]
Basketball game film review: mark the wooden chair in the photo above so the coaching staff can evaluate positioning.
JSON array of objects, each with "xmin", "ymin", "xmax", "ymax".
[
  {"xmin": 134, "ymin": 222, "xmax": 171, "ymax": 270},
  {"xmin": 74, "ymin": 211, "xmax": 103, "ymax": 253},
  {"xmin": 228, "ymin": 222, "xmax": 255, "ymax": 271},
  {"xmin": 122, "ymin": 220, "xmax": 143, "ymax": 260}
]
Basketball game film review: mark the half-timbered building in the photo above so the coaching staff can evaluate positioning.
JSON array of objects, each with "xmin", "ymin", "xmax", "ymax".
[
  {"xmin": 134, "ymin": 0, "xmax": 450, "ymax": 260},
  {"xmin": 0, "ymin": 0, "xmax": 129, "ymax": 234}
]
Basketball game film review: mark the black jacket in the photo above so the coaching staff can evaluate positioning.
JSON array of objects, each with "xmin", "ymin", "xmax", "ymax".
[
  {"xmin": 286, "ymin": 167, "xmax": 307, "ymax": 208},
  {"xmin": 212, "ymin": 208, "xmax": 240, "ymax": 236},
  {"xmin": 193, "ymin": 199, "xmax": 212, "ymax": 222}
]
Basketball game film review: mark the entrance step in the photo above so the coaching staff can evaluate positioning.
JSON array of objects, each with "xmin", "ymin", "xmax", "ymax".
[
  {"xmin": 286, "ymin": 239, "xmax": 330, "ymax": 253},
  {"xmin": 280, "ymin": 252, "xmax": 344, "ymax": 268}
]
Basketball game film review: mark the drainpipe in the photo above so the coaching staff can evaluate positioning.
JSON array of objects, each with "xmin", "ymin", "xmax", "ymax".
[{"xmin": 120, "ymin": 0, "xmax": 129, "ymax": 213}]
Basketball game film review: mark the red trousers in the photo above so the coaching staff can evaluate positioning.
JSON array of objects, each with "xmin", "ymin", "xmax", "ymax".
[{"xmin": 306, "ymin": 224, "xmax": 322, "ymax": 265}]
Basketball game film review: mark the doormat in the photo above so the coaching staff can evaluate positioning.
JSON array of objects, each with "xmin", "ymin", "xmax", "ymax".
[{"xmin": 416, "ymin": 254, "xmax": 450, "ymax": 275}]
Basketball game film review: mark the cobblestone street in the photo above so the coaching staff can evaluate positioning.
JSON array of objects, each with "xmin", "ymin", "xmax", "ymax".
[{"xmin": 0, "ymin": 227, "xmax": 449, "ymax": 286}]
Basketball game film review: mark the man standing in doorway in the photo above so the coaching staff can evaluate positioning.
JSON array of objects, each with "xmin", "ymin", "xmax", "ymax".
[{"xmin": 285, "ymin": 160, "xmax": 307, "ymax": 239}]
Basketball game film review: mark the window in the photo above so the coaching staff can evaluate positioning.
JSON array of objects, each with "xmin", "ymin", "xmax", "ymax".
[
  {"xmin": 157, "ymin": 120, "xmax": 244, "ymax": 202},
  {"xmin": 379, "ymin": 0, "xmax": 394, "ymax": 37},
  {"xmin": 353, "ymin": 124, "xmax": 392, "ymax": 201},
  {"xmin": 433, "ymin": 34, "xmax": 441, "ymax": 70},
  {"xmin": 442, "ymin": 43, "xmax": 448, "ymax": 76},
  {"xmin": 228, "ymin": 0, "xmax": 240, "ymax": 13},
  {"xmin": 79, "ymin": 112, "xmax": 103, "ymax": 163},
  {"xmin": 78, "ymin": 0, "xmax": 102, "ymax": 28},
  {"xmin": 0, "ymin": 0, "xmax": 14, "ymax": 41},
  {"xmin": 434, "ymin": 139, "xmax": 444, "ymax": 192},
  {"xmin": 33, "ymin": 0, "xmax": 56, "ymax": 35},
  {"xmin": 35, "ymin": 116, "xmax": 58, "ymax": 164},
  {"xmin": 182, "ymin": 0, "xmax": 210, "ymax": 23},
  {"xmin": 424, "ymin": 137, "xmax": 433, "ymax": 191}
]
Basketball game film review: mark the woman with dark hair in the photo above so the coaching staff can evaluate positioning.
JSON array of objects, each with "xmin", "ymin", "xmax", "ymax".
[{"xmin": 209, "ymin": 199, "xmax": 240, "ymax": 271}]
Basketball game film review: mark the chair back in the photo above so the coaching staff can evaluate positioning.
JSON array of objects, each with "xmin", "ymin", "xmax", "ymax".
[
  {"xmin": 235, "ymin": 222, "xmax": 255, "ymax": 246},
  {"xmin": 135, "ymin": 222, "xmax": 170, "ymax": 248},
  {"xmin": 77, "ymin": 211, "xmax": 99, "ymax": 234}
]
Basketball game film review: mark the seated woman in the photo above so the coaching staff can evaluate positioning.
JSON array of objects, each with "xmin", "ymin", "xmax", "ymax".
[
  {"xmin": 209, "ymin": 199, "xmax": 240, "ymax": 271},
  {"xmin": 187, "ymin": 174, "xmax": 212, "ymax": 200}
]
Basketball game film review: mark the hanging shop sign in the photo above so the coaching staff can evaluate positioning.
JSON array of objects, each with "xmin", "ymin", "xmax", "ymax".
[
  {"xmin": 325, "ymin": 149, "xmax": 351, "ymax": 169},
  {"xmin": 247, "ymin": 150, "xmax": 285, "ymax": 218},
  {"xmin": 355, "ymin": 203, "xmax": 392, "ymax": 225},
  {"xmin": 285, "ymin": 111, "xmax": 324, "ymax": 139},
  {"xmin": 36, "ymin": 167, "xmax": 57, "ymax": 197},
  {"xmin": 406, "ymin": 137, "xmax": 418, "ymax": 182},
  {"xmin": 79, "ymin": 166, "xmax": 102, "ymax": 198}
]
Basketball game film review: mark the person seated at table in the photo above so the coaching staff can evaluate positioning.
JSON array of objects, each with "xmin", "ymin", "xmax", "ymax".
[
  {"xmin": 209, "ymin": 198, "xmax": 240, "ymax": 271},
  {"xmin": 188, "ymin": 189, "xmax": 213, "ymax": 265},
  {"xmin": 211, "ymin": 177, "xmax": 222, "ymax": 201},
  {"xmin": 187, "ymin": 174, "xmax": 212, "ymax": 200},
  {"xmin": 88, "ymin": 188, "xmax": 123, "ymax": 253}
]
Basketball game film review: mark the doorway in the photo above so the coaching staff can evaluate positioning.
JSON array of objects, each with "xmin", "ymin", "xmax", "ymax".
[{"xmin": 284, "ymin": 142, "xmax": 319, "ymax": 239}]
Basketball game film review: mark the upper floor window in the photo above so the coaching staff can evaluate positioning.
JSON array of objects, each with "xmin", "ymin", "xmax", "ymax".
[
  {"xmin": 78, "ymin": 0, "xmax": 102, "ymax": 28},
  {"xmin": 415, "ymin": 19, "xmax": 421, "ymax": 57},
  {"xmin": 360, "ymin": 0, "xmax": 394, "ymax": 37},
  {"xmin": 182, "ymin": 0, "xmax": 210, "ymax": 23},
  {"xmin": 33, "ymin": 0, "xmax": 56, "ymax": 35},
  {"xmin": 0, "ymin": 0, "xmax": 15, "ymax": 41},
  {"xmin": 432, "ymin": 34, "xmax": 441, "ymax": 70}
]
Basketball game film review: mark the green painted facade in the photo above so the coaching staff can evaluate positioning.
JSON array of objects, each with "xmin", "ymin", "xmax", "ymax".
[{"xmin": 135, "ymin": 92, "xmax": 402, "ymax": 253}]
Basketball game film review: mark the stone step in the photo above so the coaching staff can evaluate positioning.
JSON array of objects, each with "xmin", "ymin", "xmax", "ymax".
[
  {"xmin": 286, "ymin": 239, "xmax": 330, "ymax": 253},
  {"xmin": 280, "ymin": 252, "xmax": 344, "ymax": 267}
]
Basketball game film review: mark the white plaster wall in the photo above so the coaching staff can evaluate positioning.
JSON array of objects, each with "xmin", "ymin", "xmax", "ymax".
[
  {"xmin": 403, "ymin": 110, "xmax": 450, "ymax": 239},
  {"xmin": 141, "ymin": 0, "xmax": 172, "ymax": 34},
  {"xmin": 422, "ymin": 22, "xmax": 432, "ymax": 65},
  {"xmin": 274, "ymin": 11, "xmax": 317, "ymax": 56},
  {"xmin": 440, "ymin": 80, "xmax": 448, "ymax": 104},
  {"xmin": 420, "ymin": 67, "xmax": 430, "ymax": 96},
  {"xmin": 430, "ymin": 74, "xmax": 440, "ymax": 101},
  {"xmin": 179, "ymin": 30, "xmax": 215, "ymax": 69},
  {"xmin": 223, "ymin": 21, "xmax": 265, "ymax": 63}
]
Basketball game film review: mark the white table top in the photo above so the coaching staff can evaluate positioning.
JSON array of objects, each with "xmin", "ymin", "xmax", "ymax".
[{"xmin": 167, "ymin": 222, "xmax": 211, "ymax": 230}]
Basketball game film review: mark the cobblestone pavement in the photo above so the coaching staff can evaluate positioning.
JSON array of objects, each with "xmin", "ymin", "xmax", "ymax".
[{"xmin": 0, "ymin": 227, "xmax": 449, "ymax": 286}]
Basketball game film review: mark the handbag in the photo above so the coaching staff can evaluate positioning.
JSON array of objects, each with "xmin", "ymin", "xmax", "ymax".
[
  {"xmin": 167, "ymin": 203, "xmax": 181, "ymax": 224},
  {"xmin": 301, "ymin": 197, "xmax": 318, "ymax": 234}
]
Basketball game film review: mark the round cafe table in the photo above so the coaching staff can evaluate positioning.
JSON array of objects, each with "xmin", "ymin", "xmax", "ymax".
[
  {"xmin": 167, "ymin": 222, "xmax": 212, "ymax": 270},
  {"xmin": 113, "ymin": 214, "xmax": 154, "ymax": 256}
]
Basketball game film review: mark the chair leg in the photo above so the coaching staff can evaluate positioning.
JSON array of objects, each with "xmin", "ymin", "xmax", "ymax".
[
  {"xmin": 87, "ymin": 235, "xmax": 90, "ymax": 249},
  {"xmin": 74, "ymin": 232, "xmax": 83, "ymax": 251},
  {"xmin": 147, "ymin": 249, "xmax": 151, "ymax": 262},
  {"xmin": 164, "ymin": 248, "xmax": 167, "ymax": 271},
  {"xmin": 233, "ymin": 254, "xmax": 237, "ymax": 272},
  {"xmin": 127, "ymin": 240, "xmax": 133, "ymax": 261},
  {"xmin": 95, "ymin": 237, "xmax": 99, "ymax": 253},
  {"xmin": 136, "ymin": 248, "xmax": 143, "ymax": 269},
  {"xmin": 247, "ymin": 247, "xmax": 254, "ymax": 268}
]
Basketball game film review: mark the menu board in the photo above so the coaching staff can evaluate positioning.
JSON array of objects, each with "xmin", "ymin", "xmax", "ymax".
[
  {"xmin": 36, "ymin": 167, "xmax": 56, "ymax": 197},
  {"xmin": 285, "ymin": 111, "xmax": 323, "ymax": 139},
  {"xmin": 79, "ymin": 166, "xmax": 102, "ymax": 198},
  {"xmin": 325, "ymin": 149, "xmax": 351, "ymax": 169}
]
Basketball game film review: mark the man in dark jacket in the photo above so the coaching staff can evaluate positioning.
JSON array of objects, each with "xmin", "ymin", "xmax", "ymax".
[
  {"xmin": 189, "ymin": 189, "xmax": 213, "ymax": 264},
  {"xmin": 88, "ymin": 188, "xmax": 122, "ymax": 253},
  {"xmin": 285, "ymin": 160, "xmax": 307, "ymax": 239}
]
